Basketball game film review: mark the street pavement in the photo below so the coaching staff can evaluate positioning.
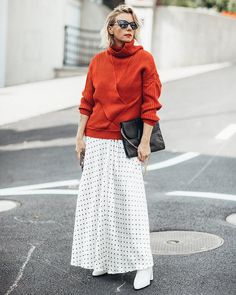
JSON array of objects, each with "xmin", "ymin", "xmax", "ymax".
[{"xmin": 0, "ymin": 65, "xmax": 236, "ymax": 294}]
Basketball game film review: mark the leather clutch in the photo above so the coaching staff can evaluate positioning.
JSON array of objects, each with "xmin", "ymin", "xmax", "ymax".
[
  {"xmin": 80, "ymin": 150, "xmax": 85, "ymax": 170},
  {"xmin": 120, "ymin": 117, "xmax": 165, "ymax": 158}
]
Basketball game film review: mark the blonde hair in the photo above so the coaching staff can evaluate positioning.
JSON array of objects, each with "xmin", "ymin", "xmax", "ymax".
[{"xmin": 99, "ymin": 4, "xmax": 142, "ymax": 49}]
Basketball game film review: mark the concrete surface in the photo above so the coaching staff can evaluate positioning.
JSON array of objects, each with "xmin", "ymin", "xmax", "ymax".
[{"xmin": 0, "ymin": 64, "xmax": 236, "ymax": 294}]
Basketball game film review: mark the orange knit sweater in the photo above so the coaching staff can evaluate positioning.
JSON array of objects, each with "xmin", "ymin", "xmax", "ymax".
[{"xmin": 78, "ymin": 38, "xmax": 162, "ymax": 140}]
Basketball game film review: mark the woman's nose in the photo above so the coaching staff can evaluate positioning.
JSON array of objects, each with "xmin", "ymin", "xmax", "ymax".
[{"xmin": 126, "ymin": 25, "xmax": 133, "ymax": 31}]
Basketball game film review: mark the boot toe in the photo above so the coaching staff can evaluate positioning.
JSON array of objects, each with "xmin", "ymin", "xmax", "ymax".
[
  {"xmin": 92, "ymin": 270, "xmax": 107, "ymax": 276},
  {"xmin": 133, "ymin": 266, "xmax": 153, "ymax": 290}
]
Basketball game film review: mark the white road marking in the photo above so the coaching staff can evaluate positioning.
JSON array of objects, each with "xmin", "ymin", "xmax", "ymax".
[
  {"xmin": 215, "ymin": 124, "xmax": 236, "ymax": 140},
  {"xmin": 0, "ymin": 179, "xmax": 79, "ymax": 194},
  {"xmin": 147, "ymin": 152, "xmax": 199, "ymax": 170},
  {"xmin": 166, "ymin": 191, "xmax": 236, "ymax": 202},
  {"xmin": 0, "ymin": 189, "xmax": 78, "ymax": 196},
  {"xmin": 0, "ymin": 138, "xmax": 76, "ymax": 151},
  {"xmin": 5, "ymin": 244, "xmax": 36, "ymax": 295},
  {"xmin": 0, "ymin": 152, "xmax": 199, "ymax": 196}
]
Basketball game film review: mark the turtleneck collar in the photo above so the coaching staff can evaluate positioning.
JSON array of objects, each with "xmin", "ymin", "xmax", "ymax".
[{"xmin": 107, "ymin": 38, "xmax": 143, "ymax": 58}]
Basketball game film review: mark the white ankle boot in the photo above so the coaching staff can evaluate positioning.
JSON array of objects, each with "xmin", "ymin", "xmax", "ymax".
[
  {"xmin": 92, "ymin": 269, "xmax": 107, "ymax": 276},
  {"xmin": 133, "ymin": 266, "xmax": 153, "ymax": 290}
]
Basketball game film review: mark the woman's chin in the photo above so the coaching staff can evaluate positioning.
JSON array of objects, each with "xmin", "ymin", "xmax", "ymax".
[{"xmin": 122, "ymin": 37, "xmax": 133, "ymax": 42}]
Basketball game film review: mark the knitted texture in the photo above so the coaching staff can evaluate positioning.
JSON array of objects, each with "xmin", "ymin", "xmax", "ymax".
[{"xmin": 79, "ymin": 38, "xmax": 162, "ymax": 139}]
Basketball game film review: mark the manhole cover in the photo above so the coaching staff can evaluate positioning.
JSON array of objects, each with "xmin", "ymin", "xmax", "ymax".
[
  {"xmin": 226, "ymin": 213, "xmax": 236, "ymax": 226},
  {"xmin": 0, "ymin": 200, "xmax": 21, "ymax": 212},
  {"xmin": 150, "ymin": 231, "xmax": 224, "ymax": 255}
]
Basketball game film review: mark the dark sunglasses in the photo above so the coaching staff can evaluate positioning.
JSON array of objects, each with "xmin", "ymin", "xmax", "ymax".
[{"xmin": 111, "ymin": 19, "xmax": 138, "ymax": 30}]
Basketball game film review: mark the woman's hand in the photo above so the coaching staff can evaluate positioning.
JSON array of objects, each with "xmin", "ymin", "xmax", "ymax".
[
  {"xmin": 75, "ymin": 136, "xmax": 86, "ymax": 160},
  {"xmin": 137, "ymin": 141, "xmax": 151, "ymax": 162}
]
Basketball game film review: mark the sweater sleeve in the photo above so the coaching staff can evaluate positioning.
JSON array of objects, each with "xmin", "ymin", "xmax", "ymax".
[
  {"xmin": 78, "ymin": 58, "xmax": 95, "ymax": 116},
  {"xmin": 141, "ymin": 54, "xmax": 162, "ymax": 126}
]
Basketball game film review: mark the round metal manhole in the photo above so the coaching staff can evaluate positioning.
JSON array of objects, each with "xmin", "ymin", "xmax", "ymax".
[
  {"xmin": 150, "ymin": 231, "xmax": 224, "ymax": 255},
  {"xmin": 226, "ymin": 213, "xmax": 236, "ymax": 226},
  {"xmin": 0, "ymin": 200, "xmax": 21, "ymax": 212}
]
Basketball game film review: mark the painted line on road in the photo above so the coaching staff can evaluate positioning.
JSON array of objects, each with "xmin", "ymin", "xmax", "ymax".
[
  {"xmin": 0, "ymin": 179, "xmax": 80, "ymax": 194},
  {"xmin": 147, "ymin": 152, "xmax": 199, "ymax": 170},
  {"xmin": 166, "ymin": 191, "xmax": 236, "ymax": 202},
  {"xmin": 0, "ymin": 152, "xmax": 200, "ymax": 195},
  {"xmin": 0, "ymin": 189, "xmax": 78, "ymax": 196},
  {"xmin": 215, "ymin": 124, "xmax": 236, "ymax": 140},
  {"xmin": 0, "ymin": 138, "xmax": 76, "ymax": 151}
]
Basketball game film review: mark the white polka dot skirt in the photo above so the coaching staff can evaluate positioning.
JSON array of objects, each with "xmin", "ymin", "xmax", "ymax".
[{"xmin": 70, "ymin": 136, "xmax": 154, "ymax": 274}]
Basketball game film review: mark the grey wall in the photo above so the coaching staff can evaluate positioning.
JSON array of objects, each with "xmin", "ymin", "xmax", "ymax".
[
  {"xmin": 5, "ymin": 0, "xmax": 67, "ymax": 86},
  {"xmin": 80, "ymin": 0, "xmax": 111, "ymax": 31},
  {"xmin": 3, "ymin": 3, "xmax": 236, "ymax": 86},
  {"xmin": 3, "ymin": 0, "xmax": 110, "ymax": 86},
  {"xmin": 0, "ymin": 0, "xmax": 8, "ymax": 87},
  {"xmin": 153, "ymin": 6, "xmax": 236, "ymax": 69}
]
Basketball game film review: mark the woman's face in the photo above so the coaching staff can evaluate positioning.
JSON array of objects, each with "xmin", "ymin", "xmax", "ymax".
[{"xmin": 108, "ymin": 13, "xmax": 135, "ymax": 46}]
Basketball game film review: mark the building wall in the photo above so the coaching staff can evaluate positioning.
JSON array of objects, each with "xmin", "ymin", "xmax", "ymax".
[
  {"xmin": 5, "ymin": 0, "xmax": 68, "ymax": 86},
  {"xmin": 3, "ymin": 2, "xmax": 236, "ymax": 86},
  {"xmin": 0, "ymin": 0, "xmax": 8, "ymax": 87},
  {"xmin": 153, "ymin": 6, "xmax": 236, "ymax": 69},
  {"xmin": 3, "ymin": 0, "xmax": 109, "ymax": 86},
  {"xmin": 80, "ymin": 0, "xmax": 111, "ymax": 31}
]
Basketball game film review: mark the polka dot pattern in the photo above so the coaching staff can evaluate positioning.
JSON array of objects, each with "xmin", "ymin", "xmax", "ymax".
[{"xmin": 70, "ymin": 136, "xmax": 154, "ymax": 274}]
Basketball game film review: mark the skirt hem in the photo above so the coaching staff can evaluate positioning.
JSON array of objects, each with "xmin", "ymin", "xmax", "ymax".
[{"xmin": 70, "ymin": 262, "xmax": 154, "ymax": 274}]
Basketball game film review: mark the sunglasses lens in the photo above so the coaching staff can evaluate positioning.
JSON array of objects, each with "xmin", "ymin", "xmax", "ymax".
[
  {"xmin": 117, "ymin": 20, "xmax": 128, "ymax": 28},
  {"xmin": 117, "ymin": 20, "xmax": 138, "ymax": 30},
  {"xmin": 131, "ymin": 23, "xmax": 138, "ymax": 30}
]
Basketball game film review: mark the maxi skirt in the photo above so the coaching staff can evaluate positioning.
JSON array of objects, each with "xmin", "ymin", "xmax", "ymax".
[{"xmin": 70, "ymin": 136, "xmax": 154, "ymax": 274}]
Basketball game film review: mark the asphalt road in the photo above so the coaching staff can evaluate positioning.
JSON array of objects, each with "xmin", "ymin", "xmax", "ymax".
[{"xmin": 0, "ymin": 65, "xmax": 236, "ymax": 295}]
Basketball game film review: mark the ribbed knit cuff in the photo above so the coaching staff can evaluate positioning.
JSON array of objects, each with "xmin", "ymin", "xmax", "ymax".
[
  {"xmin": 78, "ymin": 108, "xmax": 91, "ymax": 117},
  {"xmin": 142, "ymin": 119, "xmax": 158, "ymax": 126}
]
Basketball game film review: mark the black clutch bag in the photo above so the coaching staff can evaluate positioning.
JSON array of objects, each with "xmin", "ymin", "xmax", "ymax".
[
  {"xmin": 80, "ymin": 150, "xmax": 85, "ymax": 171},
  {"xmin": 120, "ymin": 117, "xmax": 165, "ymax": 158}
]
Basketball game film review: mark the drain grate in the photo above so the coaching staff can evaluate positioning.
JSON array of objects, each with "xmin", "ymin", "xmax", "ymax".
[
  {"xmin": 150, "ymin": 231, "xmax": 224, "ymax": 255},
  {"xmin": 0, "ymin": 200, "xmax": 21, "ymax": 212}
]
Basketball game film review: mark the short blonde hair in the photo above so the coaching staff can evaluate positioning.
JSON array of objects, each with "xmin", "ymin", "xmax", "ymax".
[{"xmin": 99, "ymin": 4, "xmax": 142, "ymax": 49}]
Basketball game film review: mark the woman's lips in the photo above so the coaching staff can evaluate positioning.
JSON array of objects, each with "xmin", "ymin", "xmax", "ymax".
[{"xmin": 124, "ymin": 34, "xmax": 132, "ymax": 37}]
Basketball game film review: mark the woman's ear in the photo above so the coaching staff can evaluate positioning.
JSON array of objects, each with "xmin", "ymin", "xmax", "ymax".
[{"xmin": 108, "ymin": 25, "xmax": 114, "ymax": 35}]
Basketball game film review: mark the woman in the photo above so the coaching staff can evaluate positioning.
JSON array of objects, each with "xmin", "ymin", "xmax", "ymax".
[{"xmin": 71, "ymin": 4, "xmax": 162, "ymax": 291}]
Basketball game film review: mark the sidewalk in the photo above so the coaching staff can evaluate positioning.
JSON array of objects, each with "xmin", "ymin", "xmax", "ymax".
[{"xmin": 0, "ymin": 61, "xmax": 233, "ymax": 126}]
